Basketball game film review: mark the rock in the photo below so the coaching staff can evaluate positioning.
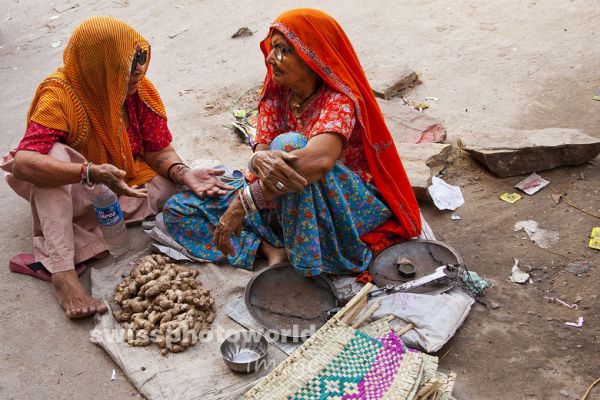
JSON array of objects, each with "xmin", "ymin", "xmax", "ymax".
[
  {"xmin": 366, "ymin": 64, "xmax": 419, "ymax": 100},
  {"xmin": 396, "ymin": 143, "xmax": 453, "ymax": 199},
  {"xmin": 401, "ymin": 160, "xmax": 431, "ymax": 200},
  {"xmin": 565, "ymin": 261, "xmax": 593, "ymax": 275},
  {"xmin": 551, "ymin": 194, "xmax": 562, "ymax": 204},
  {"xmin": 231, "ymin": 27, "xmax": 253, "ymax": 39},
  {"xmin": 458, "ymin": 128, "xmax": 600, "ymax": 177},
  {"xmin": 397, "ymin": 143, "xmax": 453, "ymax": 176},
  {"xmin": 378, "ymin": 99, "xmax": 447, "ymax": 143}
]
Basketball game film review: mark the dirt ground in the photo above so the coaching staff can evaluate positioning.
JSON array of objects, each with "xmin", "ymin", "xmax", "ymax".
[{"xmin": 1, "ymin": 0, "xmax": 599, "ymax": 399}]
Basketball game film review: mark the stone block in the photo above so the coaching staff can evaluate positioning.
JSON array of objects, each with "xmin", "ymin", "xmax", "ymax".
[
  {"xmin": 366, "ymin": 64, "xmax": 419, "ymax": 100},
  {"xmin": 397, "ymin": 142, "xmax": 453, "ymax": 200},
  {"xmin": 458, "ymin": 128, "xmax": 600, "ymax": 177}
]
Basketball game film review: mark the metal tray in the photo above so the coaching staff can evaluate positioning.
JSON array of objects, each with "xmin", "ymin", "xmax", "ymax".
[
  {"xmin": 245, "ymin": 263, "xmax": 337, "ymax": 341},
  {"xmin": 368, "ymin": 239, "xmax": 463, "ymax": 295}
]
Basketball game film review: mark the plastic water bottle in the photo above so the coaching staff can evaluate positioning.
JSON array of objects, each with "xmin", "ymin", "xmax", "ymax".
[{"xmin": 92, "ymin": 184, "xmax": 130, "ymax": 257}]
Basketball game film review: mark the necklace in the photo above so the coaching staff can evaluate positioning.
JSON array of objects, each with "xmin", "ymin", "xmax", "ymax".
[{"xmin": 290, "ymin": 85, "xmax": 321, "ymax": 112}]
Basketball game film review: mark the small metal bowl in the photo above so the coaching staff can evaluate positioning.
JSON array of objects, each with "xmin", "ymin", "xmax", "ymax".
[{"xmin": 220, "ymin": 331, "xmax": 269, "ymax": 373}]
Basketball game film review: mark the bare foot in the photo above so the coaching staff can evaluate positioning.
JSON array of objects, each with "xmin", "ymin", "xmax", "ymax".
[
  {"xmin": 259, "ymin": 241, "xmax": 289, "ymax": 266},
  {"xmin": 52, "ymin": 270, "xmax": 108, "ymax": 319}
]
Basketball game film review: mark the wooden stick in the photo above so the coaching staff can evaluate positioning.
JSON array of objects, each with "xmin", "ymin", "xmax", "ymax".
[
  {"xmin": 581, "ymin": 377, "xmax": 600, "ymax": 400},
  {"xmin": 527, "ymin": 241, "xmax": 569, "ymax": 258},
  {"xmin": 552, "ymin": 188, "xmax": 600, "ymax": 219},
  {"xmin": 416, "ymin": 381, "xmax": 442, "ymax": 399},
  {"xmin": 335, "ymin": 283, "xmax": 372, "ymax": 320},
  {"xmin": 352, "ymin": 298, "xmax": 382, "ymax": 328},
  {"xmin": 342, "ymin": 296, "xmax": 368, "ymax": 325},
  {"xmin": 395, "ymin": 322, "xmax": 415, "ymax": 336},
  {"xmin": 439, "ymin": 346, "xmax": 454, "ymax": 361}
]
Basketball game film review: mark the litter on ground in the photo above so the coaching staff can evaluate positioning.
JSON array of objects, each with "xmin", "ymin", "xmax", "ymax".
[
  {"xmin": 565, "ymin": 317, "xmax": 584, "ymax": 328},
  {"xmin": 513, "ymin": 220, "xmax": 560, "ymax": 249},
  {"xmin": 508, "ymin": 258, "xmax": 530, "ymax": 284},
  {"xmin": 514, "ymin": 173, "xmax": 550, "ymax": 195},
  {"xmin": 500, "ymin": 192, "xmax": 522, "ymax": 204},
  {"xmin": 427, "ymin": 176, "xmax": 465, "ymax": 211}
]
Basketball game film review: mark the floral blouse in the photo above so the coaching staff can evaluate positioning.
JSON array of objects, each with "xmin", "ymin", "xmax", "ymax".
[
  {"xmin": 256, "ymin": 84, "xmax": 371, "ymax": 181},
  {"xmin": 17, "ymin": 92, "xmax": 172, "ymax": 156}
]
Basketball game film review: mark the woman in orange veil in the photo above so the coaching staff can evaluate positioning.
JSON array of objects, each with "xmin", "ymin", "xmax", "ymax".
[
  {"xmin": 258, "ymin": 9, "xmax": 422, "ymax": 245},
  {"xmin": 165, "ymin": 9, "xmax": 421, "ymax": 276},
  {"xmin": 1, "ymin": 16, "xmax": 230, "ymax": 318}
]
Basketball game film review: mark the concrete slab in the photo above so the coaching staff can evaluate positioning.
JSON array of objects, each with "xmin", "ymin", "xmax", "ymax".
[
  {"xmin": 458, "ymin": 128, "xmax": 600, "ymax": 177},
  {"xmin": 378, "ymin": 99, "xmax": 447, "ymax": 144}
]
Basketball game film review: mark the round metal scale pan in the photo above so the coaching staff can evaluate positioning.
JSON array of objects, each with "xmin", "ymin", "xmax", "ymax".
[
  {"xmin": 245, "ymin": 263, "xmax": 337, "ymax": 341},
  {"xmin": 369, "ymin": 239, "xmax": 464, "ymax": 295}
]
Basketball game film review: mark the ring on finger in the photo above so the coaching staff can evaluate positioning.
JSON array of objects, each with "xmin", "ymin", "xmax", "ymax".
[{"xmin": 275, "ymin": 181, "xmax": 285, "ymax": 191}]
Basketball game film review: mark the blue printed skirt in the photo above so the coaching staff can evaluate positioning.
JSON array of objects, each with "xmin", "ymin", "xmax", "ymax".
[{"xmin": 163, "ymin": 132, "xmax": 391, "ymax": 276}]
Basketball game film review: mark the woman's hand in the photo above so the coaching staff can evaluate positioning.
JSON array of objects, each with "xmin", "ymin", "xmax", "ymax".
[
  {"xmin": 251, "ymin": 150, "xmax": 308, "ymax": 193},
  {"xmin": 144, "ymin": 146, "xmax": 232, "ymax": 197},
  {"xmin": 213, "ymin": 197, "xmax": 246, "ymax": 256},
  {"xmin": 90, "ymin": 164, "xmax": 148, "ymax": 198},
  {"xmin": 180, "ymin": 168, "xmax": 234, "ymax": 198}
]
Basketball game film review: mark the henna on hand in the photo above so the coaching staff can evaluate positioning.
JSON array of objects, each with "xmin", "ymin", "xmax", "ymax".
[
  {"xmin": 213, "ymin": 196, "xmax": 245, "ymax": 255},
  {"xmin": 169, "ymin": 164, "xmax": 191, "ymax": 184}
]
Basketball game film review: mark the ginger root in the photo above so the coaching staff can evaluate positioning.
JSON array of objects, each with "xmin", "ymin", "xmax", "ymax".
[{"xmin": 112, "ymin": 255, "xmax": 215, "ymax": 356}]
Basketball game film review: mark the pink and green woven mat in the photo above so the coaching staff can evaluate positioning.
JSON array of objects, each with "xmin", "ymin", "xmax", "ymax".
[
  {"xmin": 245, "ymin": 284, "xmax": 456, "ymax": 400},
  {"xmin": 289, "ymin": 330, "xmax": 415, "ymax": 399}
]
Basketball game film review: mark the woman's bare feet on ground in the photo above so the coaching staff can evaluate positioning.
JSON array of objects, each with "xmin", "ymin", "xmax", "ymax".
[
  {"xmin": 259, "ymin": 241, "xmax": 288, "ymax": 266},
  {"xmin": 52, "ymin": 270, "xmax": 107, "ymax": 318}
]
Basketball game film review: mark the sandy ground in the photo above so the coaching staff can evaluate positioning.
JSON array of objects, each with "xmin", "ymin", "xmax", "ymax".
[{"xmin": 1, "ymin": 0, "xmax": 599, "ymax": 399}]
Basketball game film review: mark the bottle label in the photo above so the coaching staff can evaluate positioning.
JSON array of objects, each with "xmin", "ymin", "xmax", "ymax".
[{"xmin": 94, "ymin": 203, "xmax": 124, "ymax": 226}]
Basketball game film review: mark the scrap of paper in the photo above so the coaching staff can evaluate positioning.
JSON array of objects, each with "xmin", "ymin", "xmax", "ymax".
[
  {"xmin": 500, "ymin": 192, "xmax": 522, "ymax": 204},
  {"xmin": 514, "ymin": 173, "xmax": 550, "ymax": 195},
  {"xmin": 565, "ymin": 317, "xmax": 584, "ymax": 328},
  {"xmin": 589, "ymin": 227, "xmax": 600, "ymax": 250}
]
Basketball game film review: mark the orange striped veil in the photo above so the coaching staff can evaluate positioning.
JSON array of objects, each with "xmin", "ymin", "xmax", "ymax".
[
  {"xmin": 26, "ymin": 16, "xmax": 166, "ymax": 186},
  {"xmin": 260, "ymin": 9, "xmax": 422, "ymax": 246}
]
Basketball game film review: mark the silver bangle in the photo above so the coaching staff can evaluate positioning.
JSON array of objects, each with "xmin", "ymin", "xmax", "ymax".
[
  {"xmin": 238, "ymin": 189, "xmax": 250, "ymax": 214},
  {"xmin": 244, "ymin": 186, "xmax": 258, "ymax": 214},
  {"xmin": 248, "ymin": 152, "xmax": 261, "ymax": 175},
  {"xmin": 86, "ymin": 162, "xmax": 95, "ymax": 188}
]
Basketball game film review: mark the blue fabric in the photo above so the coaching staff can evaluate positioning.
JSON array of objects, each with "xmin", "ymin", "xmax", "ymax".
[{"xmin": 163, "ymin": 132, "xmax": 391, "ymax": 276}]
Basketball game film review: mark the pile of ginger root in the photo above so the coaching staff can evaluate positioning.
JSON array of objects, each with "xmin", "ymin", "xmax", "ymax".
[{"xmin": 112, "ymin": 254, "xmax": 215, "ymax": 356}]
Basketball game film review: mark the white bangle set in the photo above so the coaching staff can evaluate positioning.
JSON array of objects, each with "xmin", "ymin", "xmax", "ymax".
[
  {"xmin": 80, "ymin": 161, "xmax": 95, "ymax": 188},
  {"xmin": 247, "ymin": 152, "xmax": 261, "ymax": 175},
  {"xmin": 238, "ymin": 186, "xmax": 258, "ymax": 214}
]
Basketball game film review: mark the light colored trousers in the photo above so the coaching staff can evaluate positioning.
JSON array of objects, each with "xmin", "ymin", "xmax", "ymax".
[{"xmin": 1, "ymin": 143, "xmax": 177, "ymax": 273}]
